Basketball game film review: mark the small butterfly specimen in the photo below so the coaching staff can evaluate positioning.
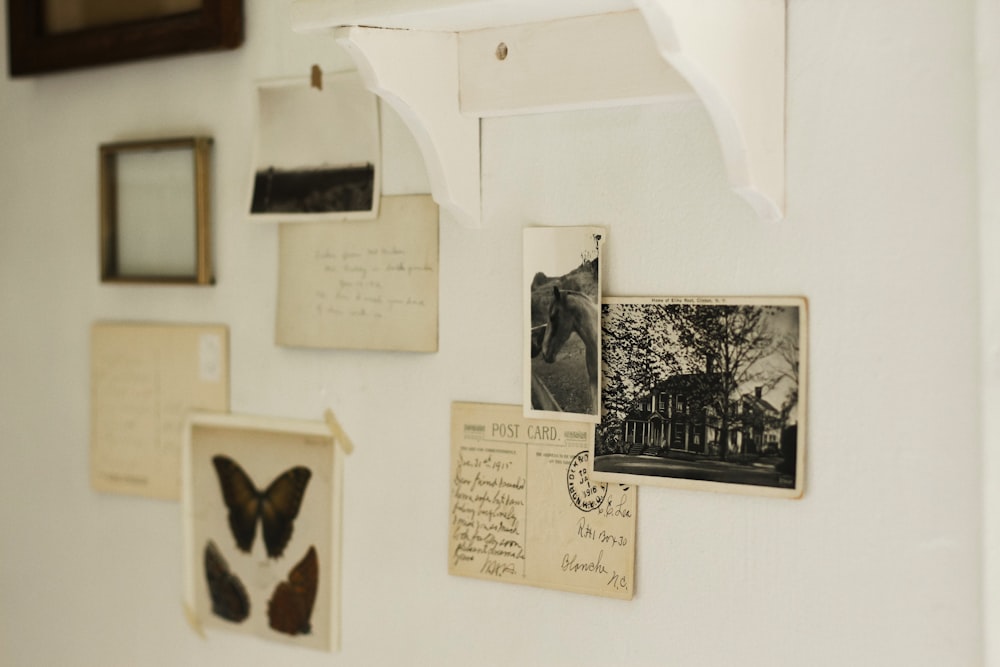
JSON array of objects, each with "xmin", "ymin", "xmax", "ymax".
[
  {"xmin": 268, "ymin": 545, "xmax": 319, "ymax": 636},
  {"xmin": 212, "ymin": 455, "xmax": 312, "ymax": 559},
  {"xmin": 204, "ymin": 540, "xmax": 250, "ymax": 623}
]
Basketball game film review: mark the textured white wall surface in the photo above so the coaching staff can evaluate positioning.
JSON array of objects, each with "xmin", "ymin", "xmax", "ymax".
[
  {"xmin": 980, "ymin": 0, "xmax": 1000, "ymax": 663},
  {"xmin": 0, "ymin": 1, "xmax": 986, "ymax": 665}
]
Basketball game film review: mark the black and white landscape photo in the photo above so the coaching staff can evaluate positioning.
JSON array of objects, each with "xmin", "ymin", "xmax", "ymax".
[
  {"xmin": 523, "ymin": 226, "xmax": 604, "ymax": 423},
  {"xmin": 592, "ymin": 296, "xmax": 806, "ymax": 498},
  {"xmin": 250, "ymin": 72, "xmax": 380, "ymax": 222}
]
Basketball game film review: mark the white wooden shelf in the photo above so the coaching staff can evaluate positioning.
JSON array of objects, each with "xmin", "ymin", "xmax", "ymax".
[{"xmin": 292, "ymin": 0, "xmax": 786, "ymax": 225}]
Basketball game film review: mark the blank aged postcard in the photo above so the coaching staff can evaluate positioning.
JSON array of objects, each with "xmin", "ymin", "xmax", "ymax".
[
  {"xmin": 450, "ymin": 402, "xmax": 636, "ymax": 599},
  {"xmin": 90, "ymin": 322, "xmax": 229, "ymax": 500},
  {"xmin": 276, "ymin": 194, "xmax": 439, "ymax": 352}
]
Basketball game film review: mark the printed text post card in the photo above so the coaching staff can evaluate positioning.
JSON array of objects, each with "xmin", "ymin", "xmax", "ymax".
[{"xmin": 449, "ymin": 402, "xmax": 636, "ymax": 599}]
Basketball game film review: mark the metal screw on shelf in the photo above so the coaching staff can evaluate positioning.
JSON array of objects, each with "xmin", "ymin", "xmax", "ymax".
[{"xmin": 496, "ymin": 42, "xmax": 508, "ymax": 60}]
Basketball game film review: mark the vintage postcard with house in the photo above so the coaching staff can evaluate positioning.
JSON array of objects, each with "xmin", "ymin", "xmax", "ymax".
[{"xmin": 592, "ymin": 296, "xmax": 807, "ymax": 498}]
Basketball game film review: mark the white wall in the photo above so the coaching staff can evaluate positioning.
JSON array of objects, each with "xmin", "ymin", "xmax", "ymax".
[
  {"xmin": 0, "ymin": 1, "xmax": 985, "ymax": 665},
  {"xmin": 980, "ymin": 0, "xmax": 1000, "ymax": 663}
]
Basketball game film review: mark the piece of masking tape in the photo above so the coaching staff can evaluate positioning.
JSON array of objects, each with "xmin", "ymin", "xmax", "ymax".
[
  {"xmin": 324, "ymin": 408, "xmax": 354, "ymax": 455},
  {"xmin": 183, "ymin": 602, "xmax": 206, "ymax": 638}
]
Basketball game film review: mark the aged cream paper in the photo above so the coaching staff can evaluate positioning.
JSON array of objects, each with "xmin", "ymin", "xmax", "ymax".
[
  {"xmin": 276, "ymin": 194, "xmax": 439, "ymax": 352},
  {"xmin": 90, "ymin": 322, "xmax": 229, "ymax": 500},
  {"xmin": 450, "ymin": 402, "xmax": 636, "ymax": 599}
]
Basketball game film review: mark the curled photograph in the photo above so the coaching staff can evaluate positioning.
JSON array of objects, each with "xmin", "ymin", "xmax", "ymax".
[{"xmin": 249, "ymin": 72, "xmax": 380, "ymax": 222}]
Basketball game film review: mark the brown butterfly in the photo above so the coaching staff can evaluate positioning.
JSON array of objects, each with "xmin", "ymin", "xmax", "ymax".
[
  {"xmin": 204, "ymin": 540, "xmax": 250, "ymax": 623},
  {"xmin": 268, "ymin": 545, "xmax": 319, "ymax": 636},
  {"xmin": 212, "ymin": 455, "xmax": 311, "ymax": 559}
]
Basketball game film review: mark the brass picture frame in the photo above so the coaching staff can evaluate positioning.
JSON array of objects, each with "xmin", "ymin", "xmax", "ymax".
[
  {"xmin": 6, "ymin": 0, "xmax": 243, "ymax": 77},
  {"xmin": 99, "ymin": 137, "xmax": 213, "ymax": 285}
]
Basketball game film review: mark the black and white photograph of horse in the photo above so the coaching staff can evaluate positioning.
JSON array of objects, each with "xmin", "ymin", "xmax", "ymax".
[
  {"xmin": 250, "ymin": 72, "xmax": 380, "ymax": 222},
  {"xmin": 523, "ymin": 226, "xmax": 604, "ymax": 423},
  {"xmin": 592, "ymin": 296, "xmax": 806, "ymax": 498}
]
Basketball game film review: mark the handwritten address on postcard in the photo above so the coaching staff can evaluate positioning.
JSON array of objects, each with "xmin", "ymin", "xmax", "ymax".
[{"xmin": 449, "ymin": 402, "xmax": 636, "ymax": 599}]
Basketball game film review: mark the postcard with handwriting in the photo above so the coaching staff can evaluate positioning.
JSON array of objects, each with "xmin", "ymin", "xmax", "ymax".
[
  {"xmin": 276, "ymin": 194, "xmax": 439, "ymax": 352},
  {"xmin": 449, "ymin": 402, "xmax": 636, "ymax": 599},
  {"xmin": 90, "ymin": 322, "xmax": 229, "ymax": 500}
]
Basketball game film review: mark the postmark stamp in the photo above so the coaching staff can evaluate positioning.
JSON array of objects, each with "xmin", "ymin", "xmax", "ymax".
[{"xmin": 566, "ymin": 450, "xmax": 607, "ymax": 512}]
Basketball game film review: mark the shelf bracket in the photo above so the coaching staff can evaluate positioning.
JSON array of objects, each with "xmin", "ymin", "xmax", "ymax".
[
  {"xmin": 334, "ymin": 26, "xmax": 481, "ymax": 227},
  {"xmin": 298, "ymin": 0, "xmax": 786, "ymax": 224},
  {"xmin": 636, "ymin": 0, "xmax": 786, "ymax": 221}
]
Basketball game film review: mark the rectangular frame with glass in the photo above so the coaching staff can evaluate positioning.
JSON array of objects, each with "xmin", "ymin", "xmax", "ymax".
[
  {"xmin": 6, "ymin": 0, "xmax": 243, "ymax": 76},
  {"xmin": 99, "ymin": 137, "xmax": 213, "ymax": 285}
]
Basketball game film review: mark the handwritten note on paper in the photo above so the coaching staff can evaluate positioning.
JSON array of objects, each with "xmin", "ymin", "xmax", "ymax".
[
  {"xmin": 276, "ymin": 194, "xmax": 439, "ymax": 352},
  {"xmin": 90, "ymin": 323, "xmax": 229, "ymax": 500},
  {"xmin": 449, "ymin": 402, "xmax": 637, "ymax": 599}
]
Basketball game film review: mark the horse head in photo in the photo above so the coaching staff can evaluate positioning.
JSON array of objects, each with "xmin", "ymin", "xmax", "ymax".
[
  {"xmin": 529, "ymin": 260, "xmax": 599, "ymax": 358},
  {"xmin": 540, "ymin": 285, "xmax": 600, "ymax": 413}
]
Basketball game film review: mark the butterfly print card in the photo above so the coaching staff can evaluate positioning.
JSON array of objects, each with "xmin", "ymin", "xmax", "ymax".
[{"xmin": 182, "ymin": 412, "xmax": 342, "ymax": 651}]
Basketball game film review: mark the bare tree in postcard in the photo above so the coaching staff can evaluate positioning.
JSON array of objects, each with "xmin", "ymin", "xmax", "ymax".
[
  {"xmin": 523, "ymin": 227, "xmax": 604, "ymax": 423},
  {"xmin": 593, "ymin": 296, "xmax": 806, "ymax": 498}
]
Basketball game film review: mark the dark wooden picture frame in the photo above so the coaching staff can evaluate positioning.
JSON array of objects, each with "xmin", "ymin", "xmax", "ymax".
[
  {"xmin": 100, "ymin": 137, "xmax": 214, "ymax": 285},
  {"xmin": 6, "ymin": 0, "xmax": 242, "ymax": 76}
]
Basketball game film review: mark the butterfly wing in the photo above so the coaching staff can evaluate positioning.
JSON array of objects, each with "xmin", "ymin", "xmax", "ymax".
[
  {"xmin": 267, "ymin": 545, "xmax": 319, "ymax": 636},
  {"xmin": 204, "ymin": 540, "xmax": 250, "ymax": 623},
  {"xmin": 212, "ymin": 456, "xmax": 262, "ymax": 554},
  {"xmin": 259, "ymin": 466, "xmax": 311, "ymax": 559}
]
